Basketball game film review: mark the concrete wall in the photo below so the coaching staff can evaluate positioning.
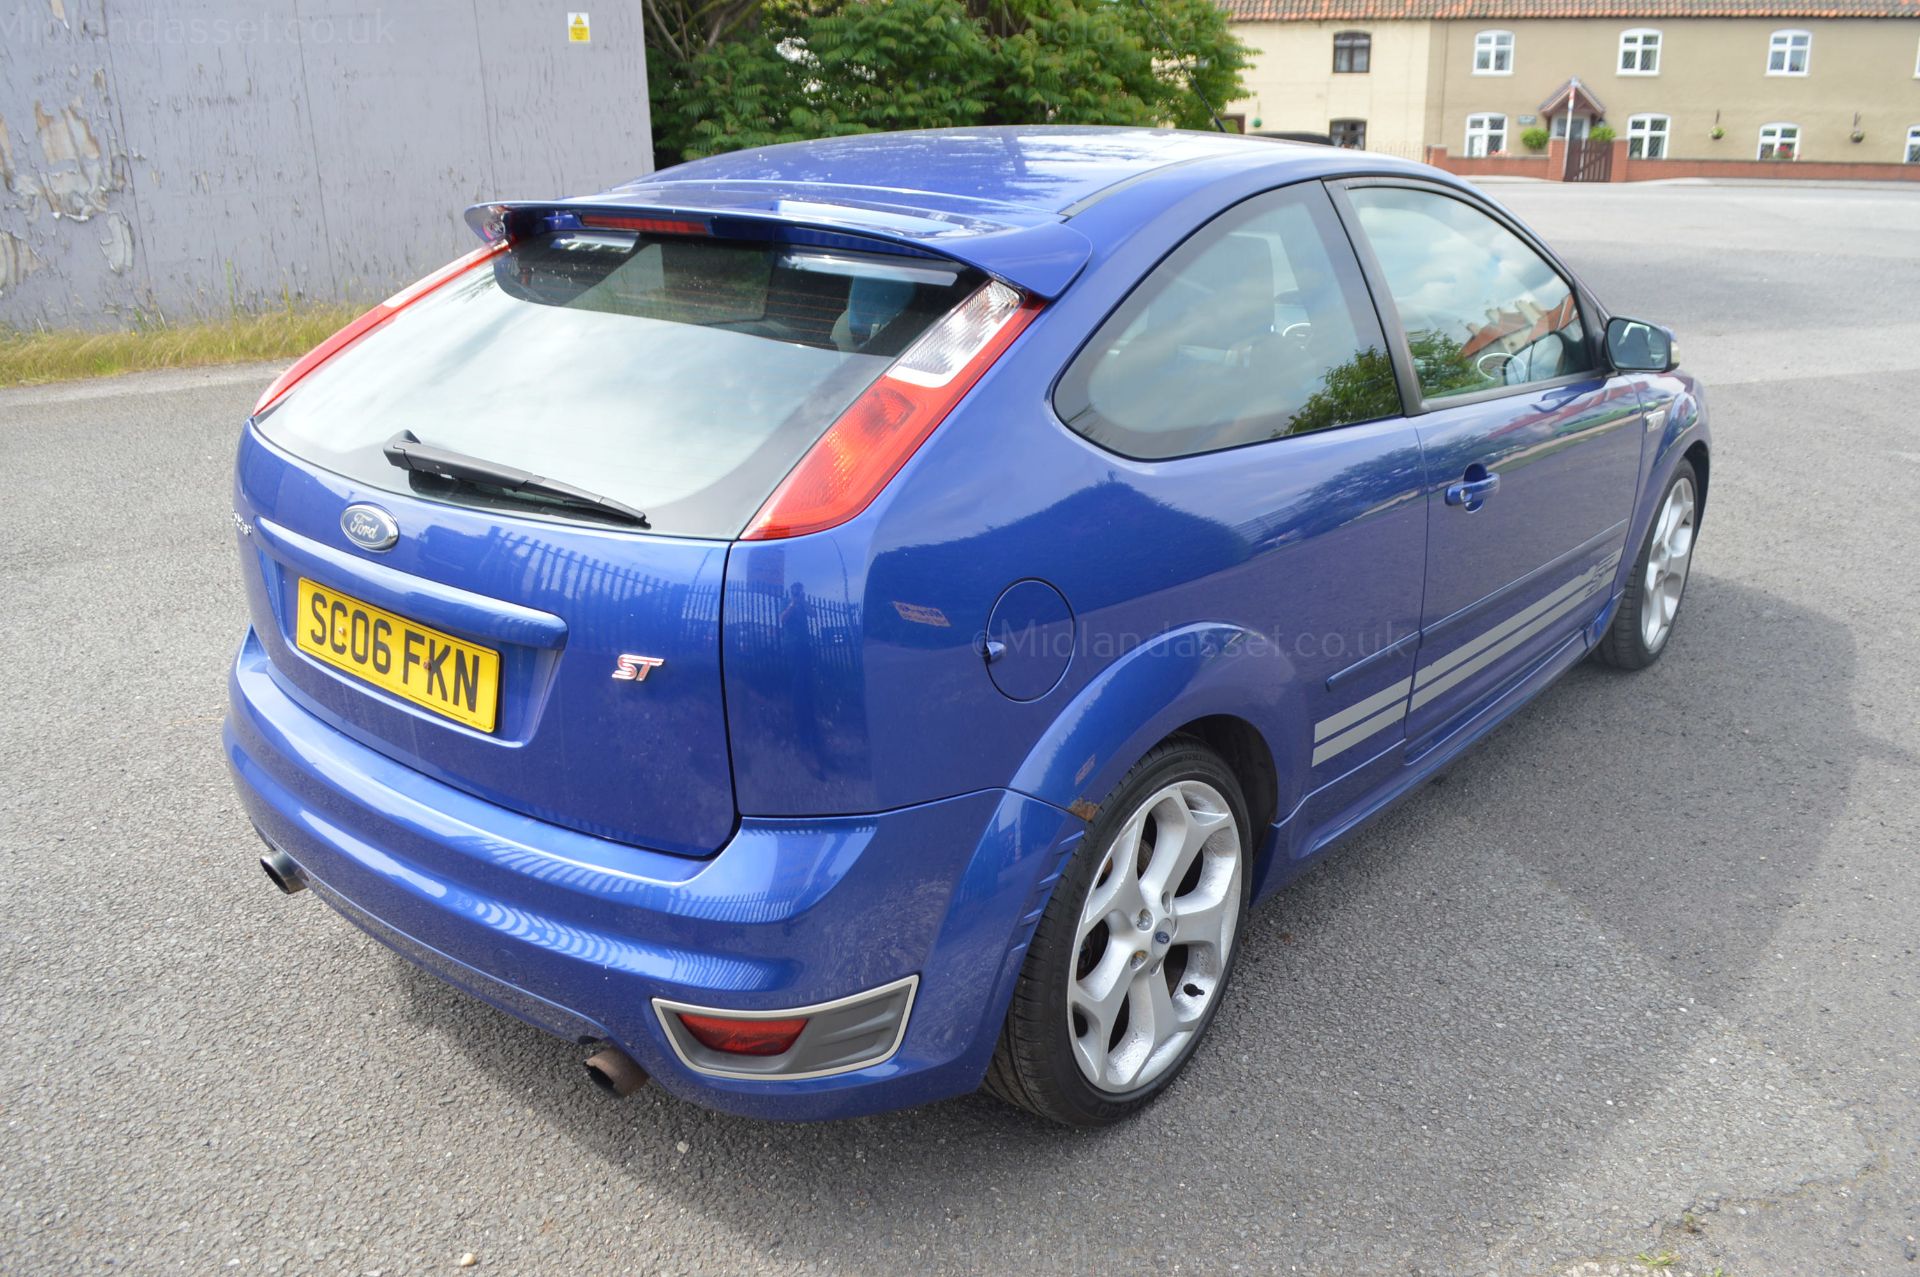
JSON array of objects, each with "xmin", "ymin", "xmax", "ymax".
[
  {"xmin": 1228, "ymin": 19, "xmax": 1435, "ymax": 158},
  {"xmin": 1429, "ymin": 16, "xmax": 1920, "ymax": 162},
  {"xmin": 0, "ymin": 1, "xmax": 652, "ymax": 329}
]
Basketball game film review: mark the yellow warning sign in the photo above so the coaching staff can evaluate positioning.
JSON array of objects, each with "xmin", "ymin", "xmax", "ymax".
[{"xmin": 567, "ymin": 12, "xmax": 591, "ymax": 43}]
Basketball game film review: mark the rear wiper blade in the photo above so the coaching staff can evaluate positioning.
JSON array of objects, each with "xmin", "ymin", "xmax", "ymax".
[{"xmin": 382, "ymin": 431, "xmax": 650, "ymax": 528}]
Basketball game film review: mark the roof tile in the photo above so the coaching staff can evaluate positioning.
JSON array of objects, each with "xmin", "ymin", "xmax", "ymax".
[{"xmin": 1225, "ymin": 0, "xmax": 1918, "ymax": 19}]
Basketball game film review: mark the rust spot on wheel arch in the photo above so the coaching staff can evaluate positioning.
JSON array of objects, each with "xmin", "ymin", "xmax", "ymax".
[{"xmin": 1067, "ymin": 799, "xmax": 1100, "ymax": 824}]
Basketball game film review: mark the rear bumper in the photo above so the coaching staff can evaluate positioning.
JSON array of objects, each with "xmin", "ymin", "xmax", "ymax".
[{"xmin": 225, "ymin": 630, "xmax": 1080, "ymax": 1120}]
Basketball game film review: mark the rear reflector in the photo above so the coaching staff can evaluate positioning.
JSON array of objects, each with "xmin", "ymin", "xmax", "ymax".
[
  {"xmin": 677, "ymin": 1012, "xmax": 810, "ymax": 1057},
  {"xmin": 251, "ymin": 241, "xmax": 508, "ymax": 415},
  {"xmin": 741, "ymin": 280, "xmax": 1038, "ymax": 541}
]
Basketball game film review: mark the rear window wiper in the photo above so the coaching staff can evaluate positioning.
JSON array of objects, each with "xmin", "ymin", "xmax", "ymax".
[{"xmin": 382, "ymin": 431, "xmax": 650, "ymax": 529}]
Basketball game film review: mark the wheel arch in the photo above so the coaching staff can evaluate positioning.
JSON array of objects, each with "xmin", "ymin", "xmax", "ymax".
[
  {"xmin": 1683, "ymin": 438, "xmax": 1710, "ymax": 523},
  {"xmin": 1007, "ymin": 623, "xmax": 1297, "ymax": 830},
  {"xmin": 1172, "ymin": 713, "xmax": 1281, "ymax": 846}
]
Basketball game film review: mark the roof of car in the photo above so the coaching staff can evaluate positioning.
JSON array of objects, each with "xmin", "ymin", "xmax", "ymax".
[
  {"xmin": 616, "ymin": 127, "xmax": 1297, "ymax": 219},
  {"xmin": 472, "ymin": 127, "xmax": 1429, "ymax": 298}
]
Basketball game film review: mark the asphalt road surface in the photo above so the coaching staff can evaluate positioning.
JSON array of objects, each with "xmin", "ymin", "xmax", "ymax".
[{"xmin": 4, "ymin": 181, "xmax": 1917, "ymax": 1277}]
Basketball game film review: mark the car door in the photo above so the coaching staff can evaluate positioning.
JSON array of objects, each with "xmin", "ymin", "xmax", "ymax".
[
  {"xmin": 1051, "ymin": 180, "xmax": 1429, "ymax": 833},
  {"xmin": 1335, "ymin": 181, "xmax": 1645, "ymax": 755}
]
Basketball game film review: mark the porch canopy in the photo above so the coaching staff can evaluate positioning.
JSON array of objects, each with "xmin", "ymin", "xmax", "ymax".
[{"xmin": 1539, "ymin": 77, "xmax": 1607, "ymax": 120}]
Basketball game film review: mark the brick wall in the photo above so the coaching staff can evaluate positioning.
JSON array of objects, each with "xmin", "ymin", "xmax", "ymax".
[{"xmin": 1426, "ymin": 143, "xmax": 1920, "ymax": 183}]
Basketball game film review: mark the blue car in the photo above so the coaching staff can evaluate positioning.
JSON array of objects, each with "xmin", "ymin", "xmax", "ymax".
[{"xmin": 227, "ymin": 127, "xmax": 1708, "ymax": 1126}]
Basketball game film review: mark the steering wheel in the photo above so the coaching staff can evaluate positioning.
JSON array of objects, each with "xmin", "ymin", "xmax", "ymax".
[{"xmin": 1476, "ymin": 350, "xmax": 1513, "ymax": 380}]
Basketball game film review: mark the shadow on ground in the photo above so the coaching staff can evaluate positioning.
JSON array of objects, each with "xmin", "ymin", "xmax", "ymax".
[{"xmin": 387, "ymin": 572, "xmax": 1877, "ymax": 1274}]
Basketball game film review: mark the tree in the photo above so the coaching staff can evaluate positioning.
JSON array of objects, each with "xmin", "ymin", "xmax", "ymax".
[{"xmin": 647, "ymin": 0, "xmax": 1251, "ymax": 166}]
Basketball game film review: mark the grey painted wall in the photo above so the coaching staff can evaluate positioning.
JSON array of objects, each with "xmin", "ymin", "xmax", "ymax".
[{"xmin": 1, "ymin": 1, "xmax": 652, "ymax": 328}]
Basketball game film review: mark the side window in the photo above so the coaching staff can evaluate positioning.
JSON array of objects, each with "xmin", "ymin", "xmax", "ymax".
[
  {"xmin": 1767, "ymin": 28, "xmax": 1810, "ymax": 75},
  {"xmin": 1055, "ymin": 185, "xmax": 1402, "ymax": 460},
  {"xmin": 1333, "ymin": 31, "xmax": 1371, "ymax": 73},
  {"xmin": 1347, "ymin": 186, "xmax": 1596, "ymax": 401},
  {"xmin": 1474, "ymin": 29, "xmax": 1514, "ymax": 74}
]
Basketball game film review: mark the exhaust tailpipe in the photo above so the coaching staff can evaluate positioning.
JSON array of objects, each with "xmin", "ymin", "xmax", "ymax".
[
  {"xmin": 584, "ymin": 1046, "xmax": 648, "ymax": 1097},
  {"xmin": 260, "ymin": 847, "xmax": 307, "ymax": 895}
]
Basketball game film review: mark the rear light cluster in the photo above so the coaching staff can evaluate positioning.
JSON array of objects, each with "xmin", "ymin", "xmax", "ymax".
[
  {"xmin": 677, "ymin": 1011, "xmax": 809, "ymax": 1056},
  {"xmin": 252, "ymin": 241, "xmax": 507, "ymax": 415},
  {"xmin": 742, "ymin": 280, "xmax": 1039, "ymax": 540}
]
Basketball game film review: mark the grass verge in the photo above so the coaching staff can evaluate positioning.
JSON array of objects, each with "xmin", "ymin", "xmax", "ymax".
[{"xmin": 0, "ymin": 305, "xmax": 359, "ymax": 389}]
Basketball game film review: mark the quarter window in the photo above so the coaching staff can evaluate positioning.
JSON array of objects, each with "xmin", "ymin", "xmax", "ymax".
[
  {"xmin": 1333, "ymin": 31, "xmax": 1371, "ymax": 73},
  {"xmin": 1905, "ymin": 125, "xmax": 1920, "ymax": 163},
  {"xmin": 1330, "ymin": 118, "xmax": 1368, "ymax": 149},
  {"xmin": 1767, "ymin": 29, "xmax": 1810, "ymax": 75},
  {"xmin": 1627, "ymin": 113, "xmax": 1670, "ymax": 158},
  {"xmin": 1758, "ymin": 122, "xmax": 1799, "ymax": 160},
  {"xmin": 1348, "ymin": 186, "xmax": 1596, "ymax": 401},
  {"xmin": 1054, "ymin": 186, "xmax": 1402, "ymax": 460},
  {"xmin": 1618, "ymin": 28, "xmax": 1661, "ymax": 74},
  {"xmin": 1474, "ymin": 30, "xmax": 1514, "ymax": 74},
  {"xmin": 1465, "ymin": 113, "xmax": 1507, "ymax": 156}
]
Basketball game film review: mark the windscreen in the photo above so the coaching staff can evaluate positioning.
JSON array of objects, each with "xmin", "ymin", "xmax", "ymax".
[{"xmin": 254, "ymin": 229, "xmax": 984, "ymax": 538}]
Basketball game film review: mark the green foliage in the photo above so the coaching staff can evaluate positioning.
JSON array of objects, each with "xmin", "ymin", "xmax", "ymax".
[
  {"xmin": 648, "ymin": 0, "xmax": 1251, "ymax": 165},
  {"xmin": 1405, "ymin": 329, "xmax": 1487, "ymax": 398},
  {"xmin": 1287, "ymin": 347, "xmax": 1403, "ymax": 436},
  {"xmin": 1519, "ymin": 126, "xmax": 1550, "ymax": 152},
  {"xmin": 1588, "ymin": 124, "xmax": 1617, "ymax": 144}
]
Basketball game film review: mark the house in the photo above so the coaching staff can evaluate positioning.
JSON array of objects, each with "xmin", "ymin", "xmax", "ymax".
[{"xmin": 1222, "ymin": 0, "xmax": 1920, "ymax": 170}]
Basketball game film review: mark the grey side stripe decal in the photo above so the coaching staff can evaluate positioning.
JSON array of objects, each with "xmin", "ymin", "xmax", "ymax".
[
  {"xmin": 1417, "ymin": 550, "xmax": 1621, "ymax": 691},
  {"xmin": 1313, "ymin": 676, "xmax": 1412, "ymax": 743},
  {"xmin": 1409, "ymin": 579, "xmax": 1606, "ymax": 712},
  {"xmin": 1310, "ymin": 553, "xmax": 1622, "ymax": 768},
  {"xmin": 1312, "ymin": 699, "xmax": 1406, "ymax": 766}
]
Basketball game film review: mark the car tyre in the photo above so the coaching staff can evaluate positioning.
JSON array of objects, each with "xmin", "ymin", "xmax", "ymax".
[
  {"xmin": 984, "ymin": 738, "xmax": 1253, "ymax": 1127},
  {"xmin": 1594, "ymin": 462, "xmax": 1700, "ymax": 671}
]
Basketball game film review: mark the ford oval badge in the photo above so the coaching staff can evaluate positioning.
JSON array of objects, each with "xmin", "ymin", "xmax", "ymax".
[{"xmin": 341, "ymin": 504, "xmax": 400, "ymax": 552}]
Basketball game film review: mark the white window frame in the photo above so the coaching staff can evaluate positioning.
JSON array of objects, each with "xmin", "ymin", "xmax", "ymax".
[
  {"xmin": 1913, "ymin": 35, "xmax": 1919, "ymax": 77},
  {"xmin": 1757, "ymin": 122, "xmax": 1800, "ymax": 160},
  {"xmin": 1618, "ymin": 28, "xmax": 1662, "ymax": 75},
  {"xmin": 1473, "ymin": 30, "xmax": 1514, "ymax": 76},
  {"xmin": 1465, "ymin": 112, "xmax": 1508, "ymax": 156},
  {"xmin": 1767, "ymin": 29, "xmax": 1810, "ymax": 76},
  {"xmin": 1906, "ymin": 125, "xmax": 1920, "ymax": 163},
  {"xmin": 1627, "ymin": 113, "xmax": 1671, "ymax": 158}
]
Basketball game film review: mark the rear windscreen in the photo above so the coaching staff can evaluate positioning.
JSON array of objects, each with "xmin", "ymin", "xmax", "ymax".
[{"xmin": 255, "ymin": 229, "xmax": 983, "ymax": 538}]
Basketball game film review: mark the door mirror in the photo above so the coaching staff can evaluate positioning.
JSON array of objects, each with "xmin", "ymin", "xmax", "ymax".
[{"xmin": 1605, "ymin": 317, "xmax": 1677, "ymax": 373}]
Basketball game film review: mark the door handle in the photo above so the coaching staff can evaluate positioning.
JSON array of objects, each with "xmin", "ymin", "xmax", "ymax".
[{"xmin": 1444, "ymin": 467, "xmax": 1500, "ymax": 510}]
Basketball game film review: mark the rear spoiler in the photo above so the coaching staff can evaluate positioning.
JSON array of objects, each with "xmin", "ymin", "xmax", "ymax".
[{"xmin": 463, "ymin": 197, "xmax": 1093, "ymax": 300}]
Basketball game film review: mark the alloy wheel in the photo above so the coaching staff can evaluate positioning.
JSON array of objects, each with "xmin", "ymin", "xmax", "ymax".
[
  {"xmin": 1067, "ymin": 779, "xmax": 1242, "ymax": 1094},
  {"xmin": 1641, "ymin": 473, "xmax": 1697, "ymax": 653}
]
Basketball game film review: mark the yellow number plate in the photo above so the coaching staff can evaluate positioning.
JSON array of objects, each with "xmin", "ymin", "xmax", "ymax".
[{"xmin": 295, "ymin": 578, "xmax": 500, "ymax": 732}]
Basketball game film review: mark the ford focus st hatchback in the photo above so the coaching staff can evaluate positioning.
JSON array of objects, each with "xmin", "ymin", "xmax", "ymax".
[{"xmin": 226, "ymin": 127, "xmax": 1709, "ymax": 1126}]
